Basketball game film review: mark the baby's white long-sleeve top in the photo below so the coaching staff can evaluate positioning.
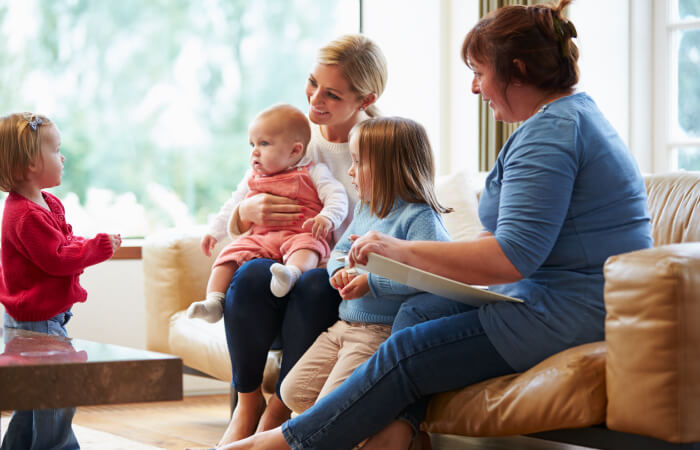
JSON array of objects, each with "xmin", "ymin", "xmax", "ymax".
[{"xmin": 207, "ymin": 156, "xmax": 348, "ymax": 241}]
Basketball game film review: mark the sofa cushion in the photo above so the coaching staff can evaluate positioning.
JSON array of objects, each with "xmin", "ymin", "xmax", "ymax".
[
  {"xmin": 605, "ymin": 243, "xmax": 700, "ymax": 443},
  {"xmin": 169, "ymin": 310, "xmax": 232, "ymax": 382},
  {"xmin": 143, "ymin": 226, "xmax": 224, "ymax": 354},
  {"xmin": 423, "ymin": 341, "xmax": 606, "ymax": 436},
  {"xmin": 435, "ymin": 170, "xmax": 482, "ymax": 241},
  {"xmin": 644, "ymin": 172, "xmax": 700, "ymax": 246}
]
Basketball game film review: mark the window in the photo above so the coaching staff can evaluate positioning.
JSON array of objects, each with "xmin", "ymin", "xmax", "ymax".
[
  {"xmin": 0, "ymin": 0, "xmax": 359, "ymax": 237},
  {"xmin": 655, "ymin": 0, "xmax": 700, "ymax": 171}
]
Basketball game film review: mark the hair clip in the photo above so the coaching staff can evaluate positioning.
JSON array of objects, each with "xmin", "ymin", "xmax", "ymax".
[
  {"xmin": 28, "ymin": 116, "xmax": 43, "ymax": 131},
  {"xmin": 552, "ymin": 16, "xmax": 577, "ymax": 58}
]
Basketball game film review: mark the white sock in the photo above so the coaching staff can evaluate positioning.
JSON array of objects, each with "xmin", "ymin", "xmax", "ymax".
[
  {"xmin": 186, "ymin": 291, "xmax": 225, "ymax": 323},
  {"xmin": 270, "ymin": 264, "xmax": 302, "ymax": 298}
]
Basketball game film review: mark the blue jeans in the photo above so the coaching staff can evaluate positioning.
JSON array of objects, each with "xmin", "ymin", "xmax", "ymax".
[
  {"xmin": 2, "ymin": 311, "xmax": 80, "ymax": 450},
  {"xmin": 282, "ymin": 294, "xmax": 515, "ymax": 450},
  {"xmin": 223, "ymin": 259, "xmax": 341, "ymax": 397}
]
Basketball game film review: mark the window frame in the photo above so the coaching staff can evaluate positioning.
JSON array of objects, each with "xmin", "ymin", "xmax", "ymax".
[{"xmin": 653, "ymin": 0, "xmax": 700, "ymax": 172}]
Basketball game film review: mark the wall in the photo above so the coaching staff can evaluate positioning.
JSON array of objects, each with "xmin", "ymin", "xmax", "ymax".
[
  {"xmin": 363, "ymin": 0, "xmax": 635, "ymax": 175},
  {"xmin": 571, "ymin": 0, "xmax": 631, "ymax": 149},
  {"xmin": 362, "ymin": 0, "xmax": 480, "ymax": 175}
]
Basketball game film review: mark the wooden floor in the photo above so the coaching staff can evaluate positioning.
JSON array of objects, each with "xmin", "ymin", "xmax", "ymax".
[
  {"xmin": 72, "ymin": 394, "xmax": 230, "ymax": 449},
  {"xmin": 3, "ymin": 394, "xmax": 596, "ymax": 449}
]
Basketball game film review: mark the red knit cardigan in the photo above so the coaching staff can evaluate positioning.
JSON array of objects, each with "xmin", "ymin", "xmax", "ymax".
[{"xmin": 0, "ymin": 191, "xmax": 113, "ymax": 321}]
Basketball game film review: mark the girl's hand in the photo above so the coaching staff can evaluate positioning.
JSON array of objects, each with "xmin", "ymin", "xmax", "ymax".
[
  {"xmin": 200, "ymin": 234, "xmax": 218, "ymax": 257},
  {"xmin": 107, "ymin": 234, "xmax": 122, "ymax": 254},
  {"xmin": 338, "ymin": 273, "xmax": 369, "ymax": 300},
  {"xmin": 302, "ymin": 215, "xmax": 333, "ymax": 239},
  {"xmin": 238, "ymin": 193, "xmax": 303, "ymax": 230},
  {"xmin": 330, "ymin": 268, "xmax": 357, "ymax": 291},
  {"xmin": 348, "ymin": 231, "xmax": 406, "ymax": 267}
]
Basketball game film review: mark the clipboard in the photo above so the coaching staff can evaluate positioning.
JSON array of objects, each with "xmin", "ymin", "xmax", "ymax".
[{"xmin": 354, "ymin": 253, "xmax": 523, "ymax": 307}]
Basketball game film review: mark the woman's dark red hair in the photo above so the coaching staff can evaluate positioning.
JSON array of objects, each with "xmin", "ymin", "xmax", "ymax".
[{"xmin": 462, "ymin": 0, "xmax": 579, "ymax": 92}]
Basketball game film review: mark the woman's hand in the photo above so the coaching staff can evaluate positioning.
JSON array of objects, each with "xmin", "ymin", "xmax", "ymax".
[
  {"xmin": 237, "ymin": 193, "xmax": 304, "ymax": 231},
  {"xmin": 200, "ymin": 234, "xmax": 218, "ymax": 257},
  {"xmin": 347, "ymin": 231, "xmax": 408, "ymax": 267}
]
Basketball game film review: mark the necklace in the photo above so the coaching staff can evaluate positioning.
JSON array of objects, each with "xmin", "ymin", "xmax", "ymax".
[{"xmin": 536, "ymin": 90, "xmax": 575, "ymax": 114}]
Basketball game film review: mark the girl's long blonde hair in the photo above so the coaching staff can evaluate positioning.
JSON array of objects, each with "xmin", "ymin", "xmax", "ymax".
[{"xmin": 350, "ymin": 117, "xmax": 452, "ymax": 218}]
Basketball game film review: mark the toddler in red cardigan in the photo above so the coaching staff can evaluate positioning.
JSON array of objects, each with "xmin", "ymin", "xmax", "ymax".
[{"xmin": 0, "ymin": 112, "xmax": 121, "ymax": 450}]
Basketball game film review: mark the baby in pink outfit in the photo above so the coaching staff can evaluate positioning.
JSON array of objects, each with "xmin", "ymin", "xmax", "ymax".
[{"xmin": 187, "ymin": 104, "xmax": 348, "ymax": 323}]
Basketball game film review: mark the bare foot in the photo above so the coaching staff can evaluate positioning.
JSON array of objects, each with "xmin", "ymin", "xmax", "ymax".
[
  {"xmin": 410, "ymin": 431, "xmax": 432, "ymax": 450},
  {"xmin": 217, "ymin": 426, "xmax": 290, "ymax": 450},
  {"xmin": 256, "ymin": 393, "xmax": 291, "ymax": 433},
  {"xmin": 217, "ymin": 389, "xmax": 266, "ymax": 446},
  {"xmin": 361, "ymin": 420, "xmax": 414, "ymax": 450}
]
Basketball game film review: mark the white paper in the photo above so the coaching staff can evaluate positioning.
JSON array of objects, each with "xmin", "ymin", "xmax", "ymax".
[{"xmin": 357, "ymin": 253, "xmax": 523, "ymax": 307}]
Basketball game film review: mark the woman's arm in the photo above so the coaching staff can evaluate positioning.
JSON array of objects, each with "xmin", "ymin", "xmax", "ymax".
[{"xmin": 349, "ymin": 231, "xmax": 522, "ymax": 286}]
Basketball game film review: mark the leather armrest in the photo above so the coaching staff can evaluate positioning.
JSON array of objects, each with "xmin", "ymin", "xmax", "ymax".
[
  {"xmin": 142, "ymin": 226, "xmax": 227, "ymax": 354},
  {"xmin": 423, "ymin": 342, "xmax": 606, "ymax": 436},
  {"xmin": 605, "ymin": 242, "xmax": 700, "ymax": 443}
]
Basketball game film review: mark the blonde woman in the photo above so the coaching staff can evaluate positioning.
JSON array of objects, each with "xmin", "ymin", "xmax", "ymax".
[{"xmin": 216, "ymin": 34, "xmax": 388, "ymax": 446}]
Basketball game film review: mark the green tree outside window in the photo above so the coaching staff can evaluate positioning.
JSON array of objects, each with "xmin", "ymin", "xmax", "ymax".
[{"xmin": 0, "ymin": 0, "xmax": 358, "ymax": 237}]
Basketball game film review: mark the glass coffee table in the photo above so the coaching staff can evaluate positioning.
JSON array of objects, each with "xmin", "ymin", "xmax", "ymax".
[{"xmin": 0, "ymin": 328, "xmax": 182, "ymax": 411}]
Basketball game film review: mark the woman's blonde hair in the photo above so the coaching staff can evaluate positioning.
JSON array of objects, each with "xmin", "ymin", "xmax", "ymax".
[
  {"xmin": 0, "ymin": 112, "xmax": 53, "ymax": 192},
  {"xmin": 350, "ymin": 117, "xmax": 452, "ymax": 218},
  {"xmin": 317, "ymin": 34, "xmax": 388, "ymax": 118}
]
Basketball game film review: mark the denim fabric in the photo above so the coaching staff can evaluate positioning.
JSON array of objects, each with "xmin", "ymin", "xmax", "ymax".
[
  {"xmin": 224, "ymin": 259, "xmax": 340, "ymax": 397},
  {"xmin": 2, "ymin": 311, "xmax": 80, "ymax": 450},
  {"xmin": 282, "ymin": 293, "xmax": 515, "ymax": 450}
]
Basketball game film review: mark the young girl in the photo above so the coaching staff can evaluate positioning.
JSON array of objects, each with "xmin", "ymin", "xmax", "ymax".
[
  {"xmin": 0, "ymin": 112, "xmax": 121, "ymax": 450},
  {"xmin": 187, "ymin": 104, "xmax": 348, "ymax": 322},
  {"xmin": 280, "ymin": 116, "xmax": 452, "ymax": 414}
]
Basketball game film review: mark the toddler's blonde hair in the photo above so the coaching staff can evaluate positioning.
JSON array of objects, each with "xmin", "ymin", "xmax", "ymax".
[{"xmin": 0, "ymin": 113, "xmax": 53, "ymax": 192}]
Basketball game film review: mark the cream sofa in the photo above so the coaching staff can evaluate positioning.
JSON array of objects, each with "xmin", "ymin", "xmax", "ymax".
[{"xmin": 143, "ymin": 171, "xmax": 700, "ymax": 449}]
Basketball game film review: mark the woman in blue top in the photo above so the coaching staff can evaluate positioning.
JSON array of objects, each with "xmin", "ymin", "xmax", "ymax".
[{"xmin": 216, "ymin": 1, "xmax": 653, "ymax": 449}]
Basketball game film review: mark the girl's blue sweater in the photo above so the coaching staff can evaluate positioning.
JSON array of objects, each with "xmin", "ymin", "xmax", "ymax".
[{"xmin": 327, "ymin": 199, "xmax": 450, "ymax": 325}]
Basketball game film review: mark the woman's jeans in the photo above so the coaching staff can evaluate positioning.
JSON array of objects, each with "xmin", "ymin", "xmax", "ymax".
[
  {"xmin": 2, "ymin": 311, "xmax": 80, "ymax": 450},
  {"xmin": 223, "ymin": 259, "xmax": 341, "ymax": 397},
  {"xmin": 282, "ymin": 294, "xmax": 516, "ymax": 450}
]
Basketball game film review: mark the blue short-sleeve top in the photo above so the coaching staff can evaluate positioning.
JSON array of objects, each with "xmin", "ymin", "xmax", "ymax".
[{"xmin": 477, "ymin": 92, "xmax": 653, "ymax": 371}]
